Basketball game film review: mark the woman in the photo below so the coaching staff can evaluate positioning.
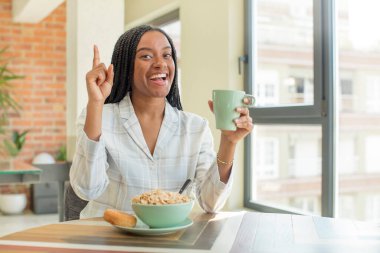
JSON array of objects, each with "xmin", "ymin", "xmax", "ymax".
[{"xmin": 70, "ymin": 25, "xmax": 253, "ymax": 218}]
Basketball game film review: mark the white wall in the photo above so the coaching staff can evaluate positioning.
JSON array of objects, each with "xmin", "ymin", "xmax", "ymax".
[{"xmin": 66, "ymin": 0, "xmax": 124, "ymax": 160}]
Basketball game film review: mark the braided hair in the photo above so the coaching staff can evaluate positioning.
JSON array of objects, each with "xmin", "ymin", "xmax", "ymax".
[{"xmin": 105, "ymin": 24, "xmax": 183, "ymax": 110}]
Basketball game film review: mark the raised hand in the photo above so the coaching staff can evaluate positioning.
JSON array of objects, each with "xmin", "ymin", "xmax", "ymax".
[{"xmin": 85, "ymin": 45, "xmax": 114, "ymax": 103}]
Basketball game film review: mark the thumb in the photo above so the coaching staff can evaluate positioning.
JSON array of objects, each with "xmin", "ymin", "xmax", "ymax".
[
  {"xmin": 208, "ymin": 100, "xmax": 214, "ymax": 113},
  {"xmin": 105, "ymin": 64, "xmax": 114, "ymax": 86}
]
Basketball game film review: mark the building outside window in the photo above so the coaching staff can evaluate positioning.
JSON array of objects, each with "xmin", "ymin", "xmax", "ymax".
[
  {"xmin": 254, "ymin": 137, "xmax": 279, "ymax": 179},
  {"xmin": 245, "ymin": 0, "xmax": 380, "ymax": 221},
  {"xmin": 365, "ymin": 195, "xmax": 380, "ymax": 222}
]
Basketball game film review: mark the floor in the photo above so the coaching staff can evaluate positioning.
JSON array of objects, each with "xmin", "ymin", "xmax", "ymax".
[{"xmin": 0, "ymin": 211, "xmax": 59, "ymax": 237}]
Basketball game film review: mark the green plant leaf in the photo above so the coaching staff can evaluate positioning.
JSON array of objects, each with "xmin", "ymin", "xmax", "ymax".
[
  {"xmin": 3, "ymin": 139, "xmax": 19, "ymax": 157},
  {"xmin": 0, "ymin": 47, "xmax": 24, "ymax": 150},
  {"xmin": 16, "ymin": 130, "xmax": 28, "ymax": 150},
  {"xmin": 56, "ymin": 146, "xmax": 67, "ymax": 161}
]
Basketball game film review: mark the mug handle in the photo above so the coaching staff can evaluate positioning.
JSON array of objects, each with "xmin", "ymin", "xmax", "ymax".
[{"xmin": 243, "ymin": 94, "xmax": 256, "ymax": 107}]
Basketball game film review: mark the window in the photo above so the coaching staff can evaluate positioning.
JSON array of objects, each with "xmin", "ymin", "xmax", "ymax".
[
  {"xmin": 365, "ymin": 136, "xmax": 380, "ymax": 173},
  {"xmin": 339, "ymin": 137, "xmax": 357, "ymax": 174},
  {"xmin": 365, "ymin": 195, "xmax": 380, "ymax": 222},
  {"xmin": 252, "ymin": 125, "xmax": 321, "ymax": 215},
  {"xmin": 339, "ymin": 195, "xmax": 355, "ymax": 219},
  {"xmin": 365, "ymin": 76, "xmax": 380, "ymax": 113},
  {"xmin": 338, "ymin": 72, "xmax": 354, "ymax": 112},
  {"xmin": 257, "ymin": 70, "xmax": 279, "ymax": 105},
  {"xmin": 254, "ymin": 137, "xmax": 279, "ymax": 179},
  {"xmin": 246, "ymin": 0, "xmax": 380, "ymax": 221},
  {"xmin": 337, "ymin": 0, "xmax": 380, "ymax": 221},
  {"xmin": 291, "ymin": 197, "xmax": 319, "ymax": 213},
  {"xmin": 340, "ymin": 79, "xmax": 352, "ymax": 96},
  {"xmin": 246, "ymin": 0, "xmax": 324, "ymax": 216},
  {"xmin": 254, "ymin": 0, "xmax": 314, "ymax": 107}
]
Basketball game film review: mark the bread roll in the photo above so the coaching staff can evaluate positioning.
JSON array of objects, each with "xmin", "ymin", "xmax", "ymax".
[{"xmin": 103, "ymin": 209, "xmax": 137, "ymax": 228}]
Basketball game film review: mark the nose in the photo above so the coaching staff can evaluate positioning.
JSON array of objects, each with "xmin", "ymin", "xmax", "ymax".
[{"xmin": 153, "ymin": 58, "xmax": 165, "ymax": 68}]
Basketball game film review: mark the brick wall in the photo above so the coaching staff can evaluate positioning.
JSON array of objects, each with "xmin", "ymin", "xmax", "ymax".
[{"xmin": 0, "ymin": 0, "xmax": 66, "ymax": 163}]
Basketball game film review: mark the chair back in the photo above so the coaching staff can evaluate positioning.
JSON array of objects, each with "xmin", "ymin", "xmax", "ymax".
[{"xmin": 64, "ymin": 183, "xmax": 88, "ymax": 221}]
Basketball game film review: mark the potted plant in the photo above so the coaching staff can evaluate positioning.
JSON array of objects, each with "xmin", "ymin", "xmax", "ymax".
[
  {"xmin": 56, "ymin": 145, "xmax": 67, "ymax": 162},
  {"xmin": 0, "ymin": 47, "xmax": 27, "ymax": 214},
  {"xmin": 0, "ymin": 130, "xmax": 29, "ymax": 214}
]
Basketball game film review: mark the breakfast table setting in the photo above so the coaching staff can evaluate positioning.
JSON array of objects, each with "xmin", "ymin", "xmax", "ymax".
[
  {"xmin": 2, "ymin": 209, "xmax": 380, "ymax": 253},
  {"xmin": 2, "ymin": 181, "xmax": 380, "ymax": 252}
]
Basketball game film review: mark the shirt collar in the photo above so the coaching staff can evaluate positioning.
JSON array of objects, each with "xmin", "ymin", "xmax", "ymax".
[{"xmin": 118, "ymin": 93, "xmax": 179, "ymax": 124}]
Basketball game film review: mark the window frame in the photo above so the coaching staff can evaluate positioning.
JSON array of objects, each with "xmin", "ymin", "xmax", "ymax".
[{"xmin": 244, "ymin": 0, "xmax": 337, "ymax": 217}]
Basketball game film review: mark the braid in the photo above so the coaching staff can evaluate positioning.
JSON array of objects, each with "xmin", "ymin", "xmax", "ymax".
[{"xmin": 105, "ymin": 25, "xmax": 183, "ymax": 111}]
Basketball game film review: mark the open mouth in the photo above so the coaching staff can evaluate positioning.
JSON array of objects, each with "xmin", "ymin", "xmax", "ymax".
[{"xmin": 150, "ymin": 73, "xmax": 167, "ymax": 82}]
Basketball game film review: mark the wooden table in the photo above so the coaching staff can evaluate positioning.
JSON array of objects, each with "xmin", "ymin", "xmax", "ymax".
[{"xmin": 1, "ymin": 211, "xmax": 380, "ymax": 252}]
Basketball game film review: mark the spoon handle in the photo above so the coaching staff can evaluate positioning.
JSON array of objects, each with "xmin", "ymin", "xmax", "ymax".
[{"xmin": 178, "ymin": 179, "xmax": 192, "ymax": 194}]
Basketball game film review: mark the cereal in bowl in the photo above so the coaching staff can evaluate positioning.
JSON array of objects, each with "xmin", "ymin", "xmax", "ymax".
[{"xmin": 132, "ymin": 189, "xmax": 190, "ymax": 205}]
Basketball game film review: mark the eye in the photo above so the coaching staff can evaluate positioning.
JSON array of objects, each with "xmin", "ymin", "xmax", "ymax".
[
  {"xmin": 141, "ymin": 54, "xmax": 152, "ymax": 60},
  {"xmin": 163, "ymin": 53, "xmax": 172, "ymax": 59}
]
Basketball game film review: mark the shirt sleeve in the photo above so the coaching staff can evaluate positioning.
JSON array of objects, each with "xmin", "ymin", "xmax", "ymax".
[
  {"xmin": 194, "ymin": 120, "xmax": 234, "ymax": 213},
  {"xmin": 69, "ymin": 108, "xmax": 110, "ymax": 201}
]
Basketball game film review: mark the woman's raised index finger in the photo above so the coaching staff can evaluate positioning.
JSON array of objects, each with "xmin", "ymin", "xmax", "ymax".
[{"xmin": 92, "ymin": 45, "xmax": 100, "ymax": 69}]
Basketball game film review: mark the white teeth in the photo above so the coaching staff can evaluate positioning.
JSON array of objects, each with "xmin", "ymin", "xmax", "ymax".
[{"xmin": 150, "ymin": 73, "xmax": 166, "ymax": 79}]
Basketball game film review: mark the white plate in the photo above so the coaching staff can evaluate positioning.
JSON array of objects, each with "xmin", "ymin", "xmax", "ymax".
[{"xmin": 115, "ymin": 218, "xmax": 193, "ymax": 236}]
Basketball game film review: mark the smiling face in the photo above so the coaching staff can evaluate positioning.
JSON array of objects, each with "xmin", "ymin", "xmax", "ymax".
[{"xmin": 132, "ymin": 30, "xmax": 175, "ymax": 99}]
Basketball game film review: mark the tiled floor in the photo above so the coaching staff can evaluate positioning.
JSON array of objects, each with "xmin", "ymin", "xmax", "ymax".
[{"xmin": 0, "ymin": 212, "xmax": 59, "ymax": 237}]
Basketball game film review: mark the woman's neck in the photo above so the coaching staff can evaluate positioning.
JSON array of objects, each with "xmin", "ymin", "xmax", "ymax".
[{"xmin": 130, "ymin": 93, "xmax": 166, "ymax": 118}]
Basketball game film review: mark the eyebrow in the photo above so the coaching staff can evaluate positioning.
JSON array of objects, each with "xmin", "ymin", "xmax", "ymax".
[{"xmin": 136, "ymin": 46, "xmax": 172, "ymax": 53}]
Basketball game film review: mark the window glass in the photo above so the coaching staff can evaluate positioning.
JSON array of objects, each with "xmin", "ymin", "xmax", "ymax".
[
  {"xmin": 337, "ymin": 0, "xmax": 380, "ymax": 221},
  {"xmin": 255, "ymin": 0, "xmax": 314, "ymax": 106},
  {"xmin": 251, "ymin": 125, "xmax": 322, "ymax": 215}
]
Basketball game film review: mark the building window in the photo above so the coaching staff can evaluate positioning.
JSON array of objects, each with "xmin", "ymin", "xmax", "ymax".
[
  {"xmin": 291, "ymin": 197, "xmax": 319, "ymax": 213},
  {"xmin": 365, "ymin": 136, "xmax": 380, "ymax": 173},
  {"xmin": 257, "ymin": 70, "xmax": 279, "ymax": 105},
  {"xmin": 255, "ymin": 137, "xmax": 279, "ymax": 179},
  {"xmin": 365, "ymin": 195, "xmax": 380, "ymax": 222},
  {"xmin": 340, "ymin": 79, "xmax": 353, "ymax": 95},
  {"xmin": 365, "ymin": 76, "xmax": 380, "ymax": 113}
]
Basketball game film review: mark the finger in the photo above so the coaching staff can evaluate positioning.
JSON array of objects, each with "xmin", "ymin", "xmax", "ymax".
[
  {"xmin": 93, "ymin": 45, "xmax": 100, "ymax": 69},
  {"xmin": 208, "ymin": 100, "xmax": 214, "ymax": 113},
  {"xmin": 96, "ymin": 70, "xmax": 106, "ymax": 86},
  {"xmin": 95, "ymin": 63, "xmax": 107, "ymax": 85},
  {"xmin": 236, "ymin": 120, "xmax": 253, "ymax": 130},
  {"xmin": 235, "ymin": 116, "xmax": 252, "ymax": 124},
  {"xmin": 95, "ymin": 63, "xmax": 108, "ymax": 72},
  {"xmin": 86, "ymin": 71, "xmax": 101, "ymax": 84},
  {"xmin": 105, "ymin": 64, "xmax": 114, "ymax": 86},
  {"xmin": 243, "ymin": 97, "xmax": 254, "ymax": 105},
  {"xmin": 240, "ymin": 115, "xmax": 253, "ymax": 123},
  {"xmin": 236, "ymin": 107, "xmax": 249, "ymax": 115}
]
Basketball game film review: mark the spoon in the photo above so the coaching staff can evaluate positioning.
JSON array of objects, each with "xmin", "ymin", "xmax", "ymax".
[{"xmin": 178, "ymin": 179, "xmax": 192, "ymax": 194}]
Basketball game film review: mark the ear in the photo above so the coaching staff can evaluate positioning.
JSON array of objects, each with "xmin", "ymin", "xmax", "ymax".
[{"xmin": 208, "ymin": 100, "xmax": 214, "ymax": 113}]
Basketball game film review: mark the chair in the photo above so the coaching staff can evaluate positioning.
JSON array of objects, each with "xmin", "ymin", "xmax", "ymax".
[{"xmin": 64, "ymin": 183, "xmax": 88, "ymax": 221}]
